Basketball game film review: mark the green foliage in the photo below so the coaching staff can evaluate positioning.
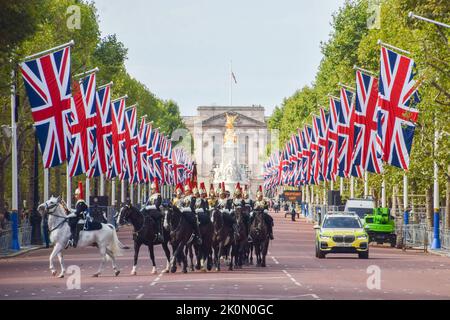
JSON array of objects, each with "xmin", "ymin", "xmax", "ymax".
[
  {"xmin": 0, "ymin": 0, "xmax": 184, "ymax": 210},
  {"xmin": 268, "ymin": 0, "xmax": 449, "ymax": 200}
]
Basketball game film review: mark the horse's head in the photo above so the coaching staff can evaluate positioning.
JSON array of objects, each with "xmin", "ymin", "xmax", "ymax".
[
  {"xmin": 117, "ymin": 203, "xmax": 135, "ymax": 226},
  {"xmin": 38, "ymin": 195, "xmax": 62, "ymax": 218}
]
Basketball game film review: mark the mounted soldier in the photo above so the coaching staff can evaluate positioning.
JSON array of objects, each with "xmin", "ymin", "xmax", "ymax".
[
  {"xmin": 207, "ymin": 183, "xmax": 217, "ymax": 211},
  {"xmin": 242, "ymin": 184, "xmax": 253, "ymax": 236},
  {"xmin": 144, "ymin": 179, "xmax": 164, "ymax": 242},
  {"xmin": 67, "ymin": 181, "xmax": 89, "ymax": 248},
  {"xmin": 177, "ymin": 181, "xmax": 202, "ymax": 245},
  {"xmin": 172, "ymin": 183, "xmax": 184, "ymax": 208},
  {"xmin": 217, "ymin": 182, "xmax": 240, "ymax": 239},
  {"xmin": 249, "ymin": 186, "xmax": 274, "ymax": 240}
]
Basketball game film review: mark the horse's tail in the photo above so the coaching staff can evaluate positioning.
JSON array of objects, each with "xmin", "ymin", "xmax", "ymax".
[{"xmin": 108, "ymin": 226, "xmax": 123, "ymax": 259}]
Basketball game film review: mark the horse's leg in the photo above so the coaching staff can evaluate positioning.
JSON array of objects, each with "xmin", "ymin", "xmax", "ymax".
[
  {"xmin": 170, "ymin": 242, "xmax": 180, "ymax": 273},
  {"xmin": 57, "ymin": 250, "xmax": 65, "ymax": 278},
  {"xmin": 49, "ymin": 243, "xmax": 63, "ymax": 276},
  {"xmin": 228, "ymin": 245, "xmax": 234, "ymax": 271},
  {"xmin": 161, "ymin": 241, "xmax": 171, "ymax": 273},
  {"xmin": 216, "ymin": 242, "xmax": 222, "ymax": 271},
  {"xmin": 93, "ymin": 246, "xmax": 107, "ymax": 277},
  {"xmin": 148, "ymin": 244, "xmax": 157, "ymax": 274},
  {"xmin": 194, "ymin": 243, "xmax": 201, "ymax": 270},
  {"xmin": 262, "ymin": 239, "xmax": 269, "ymax": 268},
  {"xmin": 131, "ymin": 241, "xmax": 142, "ymax": 275},
  {"xmin": 250, "ymin": 243, "xmax": 254, "ymax": 265},
  {"xmin": 106, "ymin": 248, "xmax": 121, "ymax": 276},
  {"xmin": 181, "ymin": 241, "xmax": 188, "ymax": 274},
  {"xmin": 187, "ymin": 244, "xmax": 195, "ymax": 271}
]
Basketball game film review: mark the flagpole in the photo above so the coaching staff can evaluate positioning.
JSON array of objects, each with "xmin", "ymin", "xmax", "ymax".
[
  {"xmin": 85, "ymin": 178, "xmax": 90, "ymax": 206},
  {"xmin": 230, "ymin": 60, "xmax": 233, "ymax": 107},
  {"xmin": 350, "ymin": 176, "xmax": 354, "ymax": 198},
  {"xmin": 121, "ymin": 179, "xmax": 125, "ymax": 204},
  {"xmin": 377, "ymin": 39, "xmax": 411, "ymax": 55},
  {"xmin": 23, "ymin": 40, "xmax": 75, "ymax": 62},
  {"xmin": 44, "ymin": 169, "xmax": 49, "ymax": 201},
  {"xmin": 340, "ymin": 177, "xmax": 344, "ymax": 195},
  {"xmin": 100, "ymin": 173, "xmax": 105, "ymax": 196},
  {"xmin": 364, "ymin": 171, "xmax": 369, "ymax": 198},
  {"xmin": 66, "ymin": 165, "xmax": 72, "ymax": 208},
  {"xmin": 137, "ymin": 183, "xmax": 141, "ymax": 205},
  {"xmin": 130, "ymin": 183, "xmax": 134, "ymax": 205},
  {"xmin": 111, "ymin": 178, "xmax": 116, "ymax": 207},
  {"xmin": 10, "ymin": 65, "xmax": 20, "ymax": 251},
  {"xmin": 381, "ymin": 175, "xmax": 386, "ymax": 207}
]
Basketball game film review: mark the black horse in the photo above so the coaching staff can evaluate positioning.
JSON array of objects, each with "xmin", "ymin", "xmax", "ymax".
[
  {"xmin": 232, "ymin": 206, "xmax": 249, "ymax": 269},
  {"xmin": 163, "ymin": 205, "xmax": 196, "ymax": 273},
  {"xmin": 249, "ymin": 209, "xmax": 270, "ymax": 267},
  {"xmin": 185, "ymin": 210, "xmax": 214, "ymax": 272},
  {"xmin": 117, "ymin": 204, "xmax": 171, "ymax": 275},
  {"xmin": 211, "ymin": 208, "xmax": 235, "ymax": 271}
]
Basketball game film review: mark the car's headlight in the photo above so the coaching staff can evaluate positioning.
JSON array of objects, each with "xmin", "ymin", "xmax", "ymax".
[
  {"xmin": 320, "ymin": 234, "xmax": 331, "ymax": 239},
  {"xmin": 357, "ymin": 234, "xmax": 368, "ymax": 240}
]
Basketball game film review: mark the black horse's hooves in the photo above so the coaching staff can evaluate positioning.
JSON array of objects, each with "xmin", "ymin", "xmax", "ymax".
[
  {"xmin": 170, "ymin": 267, "xmax": 177, "ymax": 273},
  {"xmin": 183, "ymin": 269, "xmax": 188, "ymax": 274}
]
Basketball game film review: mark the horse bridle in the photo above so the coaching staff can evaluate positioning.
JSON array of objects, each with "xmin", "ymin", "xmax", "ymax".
[{"xmin": 44, "ymin": 201, "xmax": 70, "ymax": 233}]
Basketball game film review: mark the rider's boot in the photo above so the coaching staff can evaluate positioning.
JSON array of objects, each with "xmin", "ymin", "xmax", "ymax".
[
  {"xmin": 154, "ymin": 219, "xmax": 164, "ymax": 243},
  {"xmin": 193, "ymin": 218, "xmax": 202, "ymax": 246}
]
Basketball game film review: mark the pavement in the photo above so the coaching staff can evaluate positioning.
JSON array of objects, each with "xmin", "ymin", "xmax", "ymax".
[{"xmin": 0, "ymin": 212, "xmax": 449, "ymax": 300}]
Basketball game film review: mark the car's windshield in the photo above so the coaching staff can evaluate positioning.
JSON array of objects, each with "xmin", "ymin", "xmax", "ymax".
[
  {"xmin": 322, "ymin": 217, "xmax": 362, "ymax": 229},
  {"xmin": 346, "ymin": 207, "xmax": 373, "ymax": 219}
]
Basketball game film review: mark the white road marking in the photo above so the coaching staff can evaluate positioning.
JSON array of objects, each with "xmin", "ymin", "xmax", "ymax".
[
  {"xmin": 155, "ymin": 276, "xmax": 285, "ymax": 284},
  {"xmin": 150, "ymin": 270, "xmax": 165, "ymax": 286},
  {"xmin": 282, "ymin": 270, "xmax": 302, "ymax": 287},
  {"xmin": 271, "ymin": 256, "xmax": 280, "ymax": 265},
  {"xmin": 136, "ymin": 293, "xmax": 144, "ymax": 299}
]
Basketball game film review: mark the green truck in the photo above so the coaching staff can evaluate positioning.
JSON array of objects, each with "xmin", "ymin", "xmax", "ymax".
[{"xmin": 363, "ymin": 207, "xmax": 397, "ymax": 247}]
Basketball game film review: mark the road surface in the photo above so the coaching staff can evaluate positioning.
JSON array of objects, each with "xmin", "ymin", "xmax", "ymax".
[{"xmin": 0, "ymin": 212, "xmax": 449, "ymax": 300}]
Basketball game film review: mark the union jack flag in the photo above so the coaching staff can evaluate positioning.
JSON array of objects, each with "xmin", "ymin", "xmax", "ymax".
[
  {"xmin": 151, "ymin": 128, "xmax": 162, "ymax": 182},
  {"xmin": 136, "ymin": 118, "xmax": 149, "ymax": 184},
  {"xmin": 20, "ymin": 46, "xmax": 72, "ymax": 168},
  {"xmin": 310, "ymin": 116, "xmax": 321, "ymax": 185},
  {"xmin": 145, "ymin": 124, "xmax": 154, "ymax": 181},
  {"xmin": 353, "ymin": 70, "xmax": 383, "ymax": 174},
  {"xmin": 122, "ymin": 107, "xmax": 138, "ymax": 183},
  {"xmin": 108, "ymin": 97, "xmax": 126, "ymax": 179},
  {"xmin": 88, "ymin": 84, "xmax": 112, "ymax": 178},
  {"xmin": 337, "ymin": 88, "xmax": 354, "ymax": 178},
  {"xmin": 326, "ymin": 97, "xmax": 339, "ymax": 181},
  {"xmin": 300, "ymin": 126, "xmax": 312, "ymax": 185},
  {"xmin": 68, "ymin": 72, "xmax": 97, "ymax": 177},
  {"xmin": 378, "ymin": 47, "xmax": 420, "ymax": 170}
]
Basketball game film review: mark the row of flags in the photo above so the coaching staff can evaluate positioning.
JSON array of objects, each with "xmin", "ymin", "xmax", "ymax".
[
  {"xmin": 264, "ymin": 46, "xmax": 421, "ymax": 190},
  {"xmin": 20, "ymin": 44, "xmax": 194, "ymax": 186}
]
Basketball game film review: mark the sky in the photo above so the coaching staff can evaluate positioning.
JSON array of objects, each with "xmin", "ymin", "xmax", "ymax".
[{"xmin": 94, "ymin": 0, "xmax": 346, "ymax": 116}]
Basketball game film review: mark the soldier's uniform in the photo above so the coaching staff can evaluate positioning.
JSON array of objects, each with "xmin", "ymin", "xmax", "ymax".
[
  {"xmin": 249, "ymin": 186, "xmax": 274, "ymax": 240},
  {"xmin": 172, "ymin": 184, "xmax": 184, "ymax": 208},
  {"xmin": 242, "ymin": 186, "xmax": 253, "ymax": 236},
  {"xmin": 217, "ymin": 183, "xmax": 239, "ymax": 239},
  {"xmin": 180, "ymin": 183, "xmax": 202, "ymax": 245},
  {"xmin": 67, "ymin": 185, "xmax": 89, "ymax": 248},
  {"xmin": 144, "ymin": 180, "xmax": 164, "ymax": 242}
]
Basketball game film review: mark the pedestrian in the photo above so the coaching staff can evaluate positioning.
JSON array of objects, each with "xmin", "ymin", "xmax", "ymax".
[
  {"xmin": 291, "ymin": 205, "xmax": 296, "ymax": 221},
  {"xmin": 0, "ymin": 212, "xmax": 6, "ymax": 234},
  {"xmin": 3, "ymin": 202, "xmax": 10, "ymax": 222},
  {"xmin": 42, "ymin": 214, "xmax": 50, "ymax": 248}
]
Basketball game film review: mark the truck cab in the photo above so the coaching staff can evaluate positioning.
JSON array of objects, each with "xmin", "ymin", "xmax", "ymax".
[{"xmin": 344, "ymin": 198, "xmax": 375, "ymax": 224}]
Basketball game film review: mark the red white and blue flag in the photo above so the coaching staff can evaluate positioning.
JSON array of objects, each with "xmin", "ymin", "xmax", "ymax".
[
  {"xmin": 122, "ymin": 107, "xmax": 138, "ymax": 183},
  {"xmin": 88, "ymin": 84, "xmax": 112, "ymax": 178},
  {"xmin": 68, "ymin": 72, "xmax": 97, "ymax": 177},
  {"xmin": 108, "ymin": 97, "xmax": 126, "ymax": 179},
  {"xmin": 20, "ymin": 46, "xmax": 72, "ymax": 168},
  {"xmin": 136, "ymin": 118, "xmax": 149, "ymax": 184},
  {"xmin": 378, "ymin": 47, "xmax": 420, "ymax": 171},
  {"xmin": 325, "ymin": 97, "xmax": 340, "ymax": 181},
  {"xmin": 337, "ymin": 88, "xmax": 354, "ymax": 178},
  {"xmin": 151, "ymin": 128, "xmax": 162, "ymax": 182},
  {"xmin": 300, "ymin": 126, "xmax": 312, "ymax": 185},
  {"xmin": 353, "ymin": 70, "xmax": 383, "ymax": 174}
]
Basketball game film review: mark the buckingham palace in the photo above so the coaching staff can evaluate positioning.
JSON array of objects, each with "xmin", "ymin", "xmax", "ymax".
[{"xmin": 182, "ymin": 105, "xmax": 272, "ymax": 196}]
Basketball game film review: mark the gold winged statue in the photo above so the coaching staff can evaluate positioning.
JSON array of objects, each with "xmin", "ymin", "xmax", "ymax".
[{"xmin": 224, "ymin": 113, "xmax": 238, "ymax": 144}]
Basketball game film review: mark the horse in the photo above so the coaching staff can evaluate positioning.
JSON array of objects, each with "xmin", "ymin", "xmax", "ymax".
[
  {"xmin": 249, "ymin": 209, "xmax": 270, "ymax": 267},
  {"xmin": 211, "ymin": 208, "xmax": 234, "ymax": 271},
  {"xmin": 233, "ymin": 206, "xmax": 249, "ymax": 269},
  {"xmin": 185, "ymin": 209, "xmax": 214, "ymax": 272},
  {"xmin": 163, "ymin": 205, "xmax": 195, "ymax": 273},
  {"xmin": 38, "ymin": 196, "xmax": 122, "ymax": 278},
  {"xmin": 117, "ymin": 204, "xmax": 171, "ymax": 275}
]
